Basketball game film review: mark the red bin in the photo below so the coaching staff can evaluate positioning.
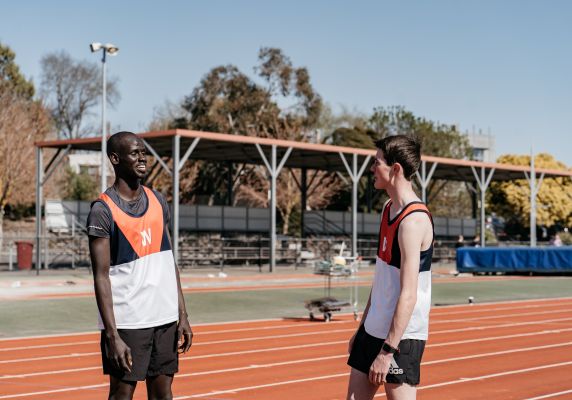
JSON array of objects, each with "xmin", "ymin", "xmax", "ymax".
[{"xmin": 15, "ymin": 241, "xmax": 33, "ymax": 270}]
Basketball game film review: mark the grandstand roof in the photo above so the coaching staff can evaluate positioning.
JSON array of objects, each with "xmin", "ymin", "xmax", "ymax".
[{"xmin": 36, "ymin": 129, "xmax": 572, "ymax": 181}]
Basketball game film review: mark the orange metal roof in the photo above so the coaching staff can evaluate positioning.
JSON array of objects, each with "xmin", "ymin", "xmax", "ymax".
[{"xmin": 35, "ymin": 129, "xmax": 572, "ymax": 181}]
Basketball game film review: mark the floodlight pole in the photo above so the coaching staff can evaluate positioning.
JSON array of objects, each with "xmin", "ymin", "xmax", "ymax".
[{"xmin": 100, "ymin": 49, "xmax": 108, "ymax": 193}]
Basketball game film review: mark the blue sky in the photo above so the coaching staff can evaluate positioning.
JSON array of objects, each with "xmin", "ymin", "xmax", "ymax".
[{"xmin": 3, "ymin": 0, "xmax": 571, "ymax": 166}]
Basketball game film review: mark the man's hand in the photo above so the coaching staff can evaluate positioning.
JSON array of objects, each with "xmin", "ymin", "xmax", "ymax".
[
  {"xmin": 107, "ymin": 333, "xmax": 132, "ymax": 373},
  {"xmin": 177, "ymin": 314, "xmax": 193, "ymax": 354},
  {"xmin": 369, "ymin": 351, "xmax": 393, "ymax": 386}
]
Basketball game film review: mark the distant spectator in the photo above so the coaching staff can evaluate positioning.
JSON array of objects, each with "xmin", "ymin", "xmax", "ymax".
[
  {"xmin": 455, "ymin": 235, "xmax": 465, "ymax": 249},
  {"xmin": 471, "ymin": 235, "xmax": 481, "ymax": 247},
  {"xmin": 550, "ymin": 234, "xmax": 563, "ymax": 247}
]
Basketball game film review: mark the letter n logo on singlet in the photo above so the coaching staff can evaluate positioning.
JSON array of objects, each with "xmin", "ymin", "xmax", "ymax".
[{"xmin": 141, "ymin": 228, "xmax": 152, "ymax": 247}]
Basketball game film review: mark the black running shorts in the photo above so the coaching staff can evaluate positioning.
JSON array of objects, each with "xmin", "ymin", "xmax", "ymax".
[
  {"xmin": 347, "ymin": 324, "xmax": 425, "ymax": 386},
  {"xmin": 100, "ymin": 321, "xmax": 178, "ymax": 381}
]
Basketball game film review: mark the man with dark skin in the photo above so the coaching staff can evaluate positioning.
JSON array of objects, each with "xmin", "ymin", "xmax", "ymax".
[{"xmin": 88, "ymin": 131, "xmax": 192, "ymax": 400}]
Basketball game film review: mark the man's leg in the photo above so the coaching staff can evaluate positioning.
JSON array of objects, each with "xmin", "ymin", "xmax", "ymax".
[
  {"xmin": 146, "ymin": 374, "xmax": 174, "ymax": 400},
  {"xmin": 346, "ymin": 368, "xmax": 379, "ymax": 400},
  {"xmin": 384, "ymin": 382, "xmax": 416, "ymax": 400},
  {"xmin": 109, "ymin": 376, "xmax": 136, "ymax": 400}
]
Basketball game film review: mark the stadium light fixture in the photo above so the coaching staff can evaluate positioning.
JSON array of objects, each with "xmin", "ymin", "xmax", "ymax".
[{"xmin": 89, "ymin": 42, "xmax": 119, "ymax": 193}]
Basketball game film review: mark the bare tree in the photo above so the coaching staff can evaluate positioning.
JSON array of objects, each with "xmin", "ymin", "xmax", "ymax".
[
  {"xmin": 40, "ymin": 50, "xmax": 120, "ymax": 139},
  {"xmin": 232, "ymin": 118, "xmax": 342, "ymax": 235},
  {"xmin": 146, "ymin": 99, "xmax": 187, "ymax": 132}
]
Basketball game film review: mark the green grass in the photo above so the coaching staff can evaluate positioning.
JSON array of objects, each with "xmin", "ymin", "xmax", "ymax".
[{"xmin": 1, "ymin": 277, "xmax": 571, "ymax": 338}]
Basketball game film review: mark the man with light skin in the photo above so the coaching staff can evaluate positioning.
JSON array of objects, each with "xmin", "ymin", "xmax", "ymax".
[
  {"xmin": 346, "ymin": 135, "xmax": 434, "ymax": 400},
  {"xmin": 87, "ymin": 131, "xmax": 193, "ymax": 400}
]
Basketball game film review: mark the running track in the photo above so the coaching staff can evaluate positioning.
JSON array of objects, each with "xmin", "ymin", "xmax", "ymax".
[{"xmin": 1, "ymin": 297, "xmax": 572, "ymax": 399}]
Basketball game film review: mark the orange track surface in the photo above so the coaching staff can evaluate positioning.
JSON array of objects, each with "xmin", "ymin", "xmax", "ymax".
[{"xmin": 1, "ymin": 298, "xmax": 572, "ymax": 399}]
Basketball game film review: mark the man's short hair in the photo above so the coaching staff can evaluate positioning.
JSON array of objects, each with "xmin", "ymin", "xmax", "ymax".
[
  {"xmin": 107, "ymin": 131, "xmax": 138, "ymax": 157},
  {"xmin": 374, "ymin": 135, "xmax": 421, "ymax": 180}
]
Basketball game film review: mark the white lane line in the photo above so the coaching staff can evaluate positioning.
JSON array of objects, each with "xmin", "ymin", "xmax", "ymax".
[
  {"xmin": 3, "ymin": 338, "xmax": 572, "ymax": 398},
  {"xmin": 425, "ymin": 341, "xmax": 572, "ymax": 365},
  {"xmin": 0, "ymin": 352, "xmax": 100, "ymax": 364},
  {"xmin": 523, "ymin": 389, "xmax": 572, "ymax": 399},
  {"xmin": 432, "ymin": 317, "xmax": 572, "ymax": 335},
  {"xmin": 174, "ymin": 373, "xmax": 349, "ymax": 399},
  {"xmin": 435, "ymin": 308, "xmax": 572, "ymax": 324},
  {"xmin": 178, "ymin": 354, "xmax": 345, "ymax": 378},
  {"xmin": 0, "ymin": 384, "xmax": 107, "ymax": 399},
  {"xmin": 432, "ymin": 301, "xmax": 572, "ymax": 317},
  {"xmin": 0, "ymin": 341, "xmax": 97, "ymax": 353},
  {"xmin": 0, "ymin": 341, "xmax": 347, "ymax": 379},
  {"xmin": 431, "ymin": 328, "xmax": 572, "ymax": 348},
  {"xmin": 2, "ymin": 296, "xmax": 571, "ymax": 343},
  {"xmin": 0, "ymin": 366, "xmax": 101, "ymax": 380},
  {"xmin": 0, "ymin": 315, "xmax": 348, "ymax": 343},
  {"xmin": 4, "ymin": 315, "xmax": 572, "ymax": 365},
  {"xmin": 0, "ymin": 320, "xmax": 353, "ymax": 353},
  {"xmin": 180, "ymin": 360, "xmax": 572, "ymax": 399},
  {"xmin": 4, "ymin": 324, "xmax": 572, "ymax": 383},
  {"xmin": 431, "ymin": 296, "xmax": 572, "ymax": 309},
  {"xmin": 4, "ymin": 302, "xmax": 572, "ymax": 354},
  {"xmin": 194, "ymin": 328, "xmax": 353, "ymax": 346},
  {"xmin": 415, "ymin": 361, "xmax": 572, "ymax": 393},
  {"xmin": 373, "ymin": 362, "xmax": 572, "ymax": 398}
]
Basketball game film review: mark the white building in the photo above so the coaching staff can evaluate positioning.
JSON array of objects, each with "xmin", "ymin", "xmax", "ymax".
[
  {"xmin": 68, "ymin": 153, "xmax": 103, "ymax": 176},
  {"xmin": 466, "ymin": 132, "xmax": 495, "ymax": 162}
]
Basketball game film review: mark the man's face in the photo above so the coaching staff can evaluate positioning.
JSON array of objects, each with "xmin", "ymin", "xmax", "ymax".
[
  {"xmin": 370, "ymin": 149, "xmax": 392, "ymax": 190},
  {"xmin": 112, "ymin": 135, "xmax": 147, "ymax": 180}
]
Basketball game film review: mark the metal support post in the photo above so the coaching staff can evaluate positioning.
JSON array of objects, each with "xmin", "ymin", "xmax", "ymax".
[
  {"xmin": 255, "ymin": 144, "xmax": 292, "ymax": 272},
  {"xmin": 352, "ymin": 154, "xmax": 358, "ymax": 257},
  {"xmin": 524, "ymin": 152, "xmax": 545, "ymax": 247},
  {"xmin": 35, "ymin": 147, "xmax": 43, "ymax": 275},
  {"xmin": 270, "ymin": 146, "xmax": 277, "ymax": 272},
  {"xmin": 301, "ymin": 168, "xmax": 307, "ymax": 238},
  {"xmin": 415, "ymin": 160, "xmax": 438, "ymax": 204},
  {"xmin": 470, "ymin": 166, "xmax": 495, "ymax": 247},
  {"xmin": 8, "ymin": 243, "xmax": 13, "ymax": 271},
  {"xmin": 227, "ymin": 161, "xmax": 233, "ymax": 206},
  {"xmin": 172, "ymin": 135, "xmax": 180, "ymax": 263},
  {"xmin": 339, "ymin": 153, "xmax": 371, "ymax": 257}
]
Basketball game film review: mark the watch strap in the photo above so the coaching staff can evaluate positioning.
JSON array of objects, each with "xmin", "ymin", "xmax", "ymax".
[{"xmin": 381, "ymin": 341, "xmax": 399, "ymax": 354}]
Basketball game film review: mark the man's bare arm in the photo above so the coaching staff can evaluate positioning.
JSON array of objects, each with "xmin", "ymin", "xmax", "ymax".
[
  {"xmin": 89, "ymin": 236, "xmax": 132, "ymax": 372},
  {"xmin": 368, "ymin": 213, "xmax": 430, "ymax": 384},
  {"xmin": 383, "ymin": 214, "xmax": 427, "ymax": 348}
]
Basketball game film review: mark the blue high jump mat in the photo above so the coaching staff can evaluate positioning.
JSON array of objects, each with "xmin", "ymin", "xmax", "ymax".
[{"xmin": 456, "ymin": 247, "xmax": 572, "ymax": 273}]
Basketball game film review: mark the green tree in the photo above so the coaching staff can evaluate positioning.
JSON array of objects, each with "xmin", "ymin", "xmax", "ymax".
[
  {"xmin": 488, "ymin": 153, "xmax": 572, "ymax": 229},
  {"xmin": 327, "ymin": 127, "xmax": 375, "ymax": 149},
  {"xmin": 62, "ymin": 166, "xmax": 99, "ymax": 201},
  {"xmin": 368, "ymin": 106, "xmax": 471, "ymax": 158},
  {"xmin": 153, "ymin": 47, "xmax": 339, "ymax": 234},
  {"xmin": 0, "ymin": 41, "xmax": 35, "ymax": 99}
]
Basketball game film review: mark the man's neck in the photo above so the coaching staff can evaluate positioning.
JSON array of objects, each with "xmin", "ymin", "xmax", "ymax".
[
  {"xmin": 387, "ymin": 182, "xmax": 420, "ymax": 213},
  {"xmin": 113, "ymin": 179, "xmax": 142, "ymax": 201}
]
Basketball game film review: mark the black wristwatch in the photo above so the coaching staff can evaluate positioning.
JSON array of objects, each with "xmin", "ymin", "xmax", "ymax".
[{"xmin": 381, "ymin": 341, "xmax": 399, "ymax": 354}]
